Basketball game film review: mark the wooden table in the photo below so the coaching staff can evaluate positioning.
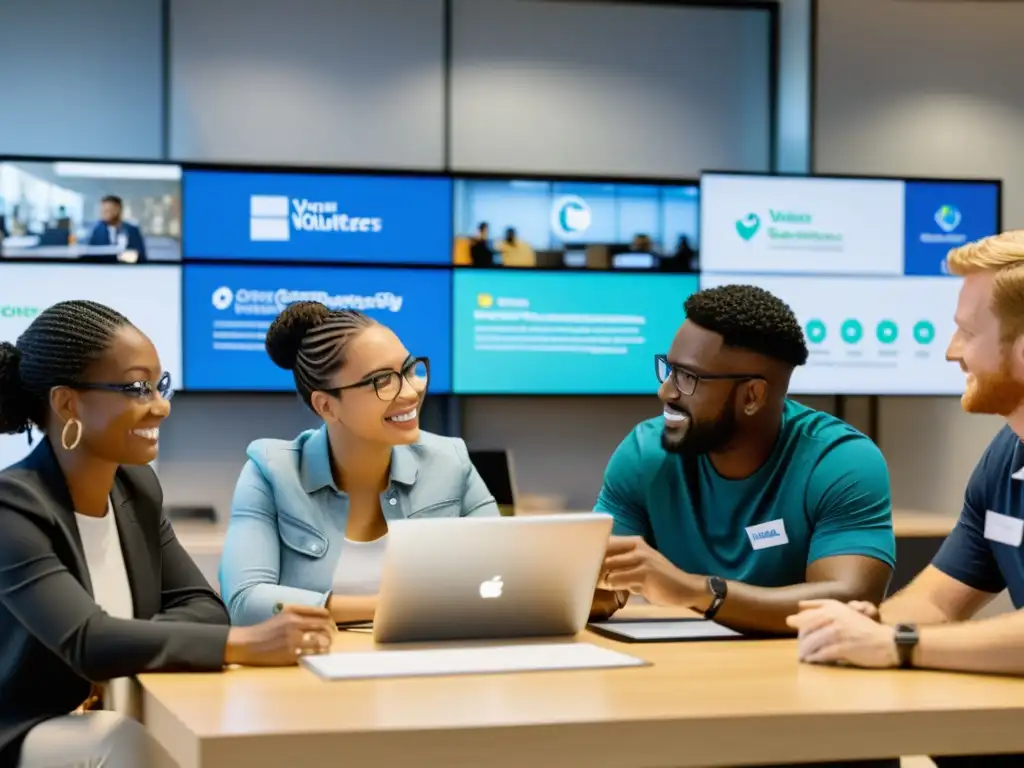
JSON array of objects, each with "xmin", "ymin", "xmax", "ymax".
[{"xmin": 139, "ymin": 604, "xmax": 1024, "ymax": 768}]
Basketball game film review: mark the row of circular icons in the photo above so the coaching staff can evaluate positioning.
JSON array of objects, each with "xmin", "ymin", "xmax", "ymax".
[{"xmin": 804, "ymin": 319, "xmax": 936, "ymax": 345}]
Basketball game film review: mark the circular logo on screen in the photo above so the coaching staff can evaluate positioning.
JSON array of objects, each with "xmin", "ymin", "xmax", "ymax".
[
  {"xmin": 211, "ymin": 286, "xmax": 234, "ymax": 311},
  {"xmin": 550, "ymin": 195, "xmax": 592, "ymax": 240}
]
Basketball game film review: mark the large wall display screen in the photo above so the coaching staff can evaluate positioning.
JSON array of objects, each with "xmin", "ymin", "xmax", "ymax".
[
  {"xmin": 183, "ymin": 264, "xmax": 452, "ymax": 392},
  {"xmin": 0, "ymin": 264, "xmax": 182, "ymax": 470},
  {"xmin": 183, "ymin": 170, "xmax": 452, "ymax": 264},
  {"xmin": 699, "ymin": 172, "xmax": 1000, "ymax": 395},
  {"xmin": 453, "ymin": 177, "xmax": 698, "ymax": 272},
  {"xmin": 452, "ymin": 269, "xmax": 698, "ymax": 394},
  {"xmin": 0, "ymin": 159, "xmax": 182, "ymax": 263}
]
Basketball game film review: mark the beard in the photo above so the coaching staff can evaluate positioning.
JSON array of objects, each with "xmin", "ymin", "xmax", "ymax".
[
  {"xmin": 961, "ymin": 360, "xmax": 1024, "ymax": 416},
  {"xmin": 661, "ymin": 387, "xmax": 739, "ymax": 456}
]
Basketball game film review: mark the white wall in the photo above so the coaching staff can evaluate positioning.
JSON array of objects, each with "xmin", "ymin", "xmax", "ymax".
[
  {"xmin": 814, "ymin": 0, "xmax": 1019, "ymax": 513},
  {"xmin": 449, "ymin": 0, "xmax": 773, "ymax": 177},
  {"xmin": 0, "ymin": 0, "xmax": 164, "ymax": 158},
  {"xmin": 169, "ymin": 0, "xmax": 447, "ymax": 168}
]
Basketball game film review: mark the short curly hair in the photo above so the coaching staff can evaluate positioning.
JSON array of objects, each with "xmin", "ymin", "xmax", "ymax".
[{"xmin": 683, "ymin": 284, "xmax": 808, "ymax": 367}]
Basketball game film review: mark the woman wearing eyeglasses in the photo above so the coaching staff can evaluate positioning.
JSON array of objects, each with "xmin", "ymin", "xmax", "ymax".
[
  {"xmin": 0, "ymin": 301, "xmax": 334, "ymax": 768},
  {"xmin": 219, "ymin": 301, "xmax": 499, "ymax": 628}
]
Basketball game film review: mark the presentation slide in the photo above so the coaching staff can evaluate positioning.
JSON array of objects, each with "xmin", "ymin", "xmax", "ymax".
[
  {"xmin": 183, "ymin": 170, "xmax": 452, "ymax": 264},
  {"xmin": 903, "ymin": 180, "xmax": 1000, "ymax": 276},
  {"xmin": 0, "ymin": 160, "xmax": 182, "ymax": 263},
  {"xmin": 183, "ymin": 264, "xmax": 452, "ymax": 392},
  {"xmin": 453, "ymin": 270, "xmax": 698, "ymax": 394},
  {"xmin": 700, "ymin": 173, "xmax": 904, "ymax": 276},
  {"xmin": 452, "ymin": 178, "xmax": 698, "ymax": 272},
  {"xmin": 699, "ymin": 273, "xmax": 964, "ymax": 395},
  {"xmin": 0, "ymin": 264, "xmax": 182, "ymax": 470}
]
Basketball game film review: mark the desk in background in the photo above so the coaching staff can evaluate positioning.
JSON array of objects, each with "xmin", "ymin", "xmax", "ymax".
[{"xmin": 139, "ymin": 603, "xmax": 1024, "ymax": 768}]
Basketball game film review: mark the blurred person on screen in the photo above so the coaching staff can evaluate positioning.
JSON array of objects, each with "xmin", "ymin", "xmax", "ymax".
[
  {"xmin": 495, "ymin": 226, "xmax": 536, "ymax": 268},
  {"xmin": 469, "ymin": 221, "xmax": 494, "ymax": 268},
  {"xmin": 219, "ymin": 302, "xmax": 500, "ymax": 628},
  {"xmin": 788, "ymin": 231, "xmax": 1024, "ymax": 767},
  {"xmin": 86, "ymin": 195, "xmax": 147, "ymax": 263},
  {"xmin": 591, "ymin": 285, "xmax": 895, "ymax": 637},
  {"xmin": 0, "ymin": 301, "xmax": 334, "ymax": 768}
]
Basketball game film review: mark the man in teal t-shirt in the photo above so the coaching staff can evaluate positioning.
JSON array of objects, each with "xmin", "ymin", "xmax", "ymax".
[{"xmin": 593, "ymin": 284, "xmax": 896, "ymax": 636}]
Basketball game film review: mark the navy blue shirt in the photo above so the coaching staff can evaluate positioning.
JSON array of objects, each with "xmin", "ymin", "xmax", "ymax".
[{"xmin": 933, "ymin": 425, "xmax": 1024, "ymax": 608}]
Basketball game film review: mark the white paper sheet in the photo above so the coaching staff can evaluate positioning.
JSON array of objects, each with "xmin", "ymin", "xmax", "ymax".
[
  {"xmin": 592, "ymin": 620, "xmax": 741, "ymax": 641},
  {"xmin": 300, "ymin": 642, "xmax": 647, "ymax": 681}
]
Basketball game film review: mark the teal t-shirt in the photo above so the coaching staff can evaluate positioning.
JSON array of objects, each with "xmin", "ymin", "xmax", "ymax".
[{"xmin": 595, "ymin": 400, "xmax": 895, "ymax": 586}]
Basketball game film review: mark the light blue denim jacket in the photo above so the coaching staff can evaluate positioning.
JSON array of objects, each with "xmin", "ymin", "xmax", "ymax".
[{"xmin": 218, "ymin": 426, "xmax": 499, "ymax": 626}]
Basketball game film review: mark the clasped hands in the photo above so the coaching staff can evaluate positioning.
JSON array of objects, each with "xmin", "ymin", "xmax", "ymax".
[
  {"xmin": 786, "ymin": 599, "xmax": 901, "ymax": 669},
  {"xmin": 596, "ymin": 535, "xmax": 702, "ymax": 606}
]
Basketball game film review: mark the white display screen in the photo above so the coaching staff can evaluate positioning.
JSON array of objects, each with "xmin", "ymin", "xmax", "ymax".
[
  {"xmin": 699, "ymin": 172, "xmax": 1001, "ymax": 395},
  {"xmin": 0, "ymin": 264, "xmax": 182, "ymax": 470}
]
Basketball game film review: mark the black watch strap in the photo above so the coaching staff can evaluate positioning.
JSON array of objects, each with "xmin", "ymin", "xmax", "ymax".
[
  {"xmin": 894, "ymin": 623, "xmax": 919, "ymax": 668},
  {"xmin": 704, "ymin": 576, "xmax": 727, "ymax": 620}
]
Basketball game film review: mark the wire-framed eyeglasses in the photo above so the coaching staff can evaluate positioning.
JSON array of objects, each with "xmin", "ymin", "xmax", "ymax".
[{"xmin": 72, "ymin": 371, "xmax": 174, "ymax": 402}]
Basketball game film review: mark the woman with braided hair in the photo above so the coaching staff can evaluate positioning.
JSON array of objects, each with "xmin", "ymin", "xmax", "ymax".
[
  {"xmin": 219, "ymin": 301, "xmax": 500, "ymax": 628},
  {"xmin": 0, "ymin": 300, "xmax": 334, "ymax": 768}
]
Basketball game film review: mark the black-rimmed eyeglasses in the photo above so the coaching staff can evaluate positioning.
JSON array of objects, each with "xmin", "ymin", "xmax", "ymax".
[
  {"xmin": 655, "ymin": 355, "xmax": 763, "ymax": 397},
  {"xmin": 72, "ymin": 371, "xmax": 174, "ymax": 402},
  {"xmin": 330, "ymin": 357, "xmax": 430, "ymax": 402}
]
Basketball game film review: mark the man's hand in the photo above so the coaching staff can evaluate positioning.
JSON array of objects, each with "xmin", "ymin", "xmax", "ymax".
[
  {"xmin": 847, "ymin": 600, "xmax": 881, "ymax": 621},
  {"xmin": 786, "ymin": 599, "xmax": 898, "ymax": 669},
  {"xmin": 598, "ymin": 535, "xmax": 698, "ymax": 606}
]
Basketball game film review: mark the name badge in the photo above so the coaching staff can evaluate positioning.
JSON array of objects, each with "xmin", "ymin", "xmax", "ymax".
[
  {"xmin": 746, "ymin": 519, "xmax": 789, "ymax": 551},
  {"xmin": 984, "ymin": 510, "xmax": 1024, "ymax": 547}
]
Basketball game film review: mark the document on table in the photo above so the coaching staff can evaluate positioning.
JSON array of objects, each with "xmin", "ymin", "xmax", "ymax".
[
  {"xmin": 588, "ymin": 619, "xmax": 743, "ymax": 642},
  {"xmin": 300, "ymin": 642, "xmax": 648, "ymax": 681}
]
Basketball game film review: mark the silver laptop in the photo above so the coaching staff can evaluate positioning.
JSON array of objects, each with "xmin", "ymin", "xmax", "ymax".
[{"xmin": 373, "ymin": 512, "xmax": 613, "ymax": 644}]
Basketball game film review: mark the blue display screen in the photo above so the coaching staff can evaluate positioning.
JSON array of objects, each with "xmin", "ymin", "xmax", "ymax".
[
  {"xmin": 902, "ymin": 181, "xmax": 1000, "ymax": 276},
  {"xmin": 183, "ymin": 170, "xmax": 452, "ymax": 263},
  {"xmin": 452, "ymin": 269, "xmax": 698, "ymax": 394},
  {"xmin": 183, "ymin": 264, "xmax": 452, "ymax": 392}
]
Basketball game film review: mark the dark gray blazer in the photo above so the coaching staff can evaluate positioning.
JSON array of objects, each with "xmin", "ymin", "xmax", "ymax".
[{"xmin": 0, "ymin": 439, "xmax": 230, "ymax": 766}]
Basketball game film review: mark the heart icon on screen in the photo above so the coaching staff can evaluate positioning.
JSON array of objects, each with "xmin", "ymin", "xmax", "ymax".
[{"xmin": 735, "ymin": 213, "xmax": 761, "ymax": 241}]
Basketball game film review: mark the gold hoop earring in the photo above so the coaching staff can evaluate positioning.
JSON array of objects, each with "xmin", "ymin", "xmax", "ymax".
[{"xmin": 61, "ymin": 419, "xmax": 83, "ymax": 452}]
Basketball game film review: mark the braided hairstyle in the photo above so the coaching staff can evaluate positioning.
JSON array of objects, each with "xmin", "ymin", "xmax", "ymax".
[
  {"xmin": 0, "ymin": 300, "xmax": 132, "ymax": 436},
  {"xmin": 265, "ymin": 301, "xmax": 377, "ymax": 411}
]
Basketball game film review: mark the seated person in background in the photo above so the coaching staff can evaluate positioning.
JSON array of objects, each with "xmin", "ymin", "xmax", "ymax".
[
  {"xmin": 219, "ymin": 301, "xmax": 500, "ymax": 628},
  {"xmin": 86, "ymin": 195, "xmax": 147, "ymax": 263},
  {"xmin": 0, "ymin": 301, "xmax": 333, "ymax": 768},
  {"xmin": 592, "ymin": 284, "xmax": 895, "ymax": 635},
  {"xmin": 789, "ymin": 232, "xmax": 1024, "ymax": 768},
  {"xmin": 495, "ymin": 226, "xmax": 536, "ymax": 268}
]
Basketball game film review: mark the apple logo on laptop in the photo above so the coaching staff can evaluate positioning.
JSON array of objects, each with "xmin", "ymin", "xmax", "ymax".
[{"xmin": 479, "ymin": 576, "xmax": 503, "ymax": 599}]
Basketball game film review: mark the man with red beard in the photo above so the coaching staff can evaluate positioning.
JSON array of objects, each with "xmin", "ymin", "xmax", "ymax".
[{"xmin": 789, "ymin": 231, "xmax": 1024, "ymax": 766}]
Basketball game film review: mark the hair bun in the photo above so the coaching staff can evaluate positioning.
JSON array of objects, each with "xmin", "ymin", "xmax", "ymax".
[
  {"xmin": 265, "ymin": 301, "xmax": 330, "ymax": 371},
  {"xmin": 0, "ymin": 340, "xmax": 31, "ymax": 435}
]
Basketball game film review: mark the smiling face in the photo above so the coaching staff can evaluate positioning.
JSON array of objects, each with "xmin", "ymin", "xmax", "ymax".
[
  {"xmin": 48, "ymin": 325, "xmax": 171, "ymax": 465},
  {"xmin": 948, "ymin": 271, "xmax": 1024, "ymax": 416},
  {"xmin": 659, "ymin": 320, "xmax": 770, "ymax": 456},
  {"xmin": 309, "ymin": 324, "xmax": 428, "ymax": 446}
]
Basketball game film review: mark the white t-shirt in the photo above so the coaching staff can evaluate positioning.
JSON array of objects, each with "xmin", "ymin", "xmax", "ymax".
[
  {"xmin": 331, "ymin": 535, "xmax": 388, "ymax": 595},
  {"xmin": 75, "ymin": 500, "xmax": 135, "ymax": 715}
]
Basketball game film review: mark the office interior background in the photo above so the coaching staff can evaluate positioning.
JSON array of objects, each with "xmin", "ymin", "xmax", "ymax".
[{"xmin": 0, "ymin": 0, "xmax": 1017, "ymax": 523}]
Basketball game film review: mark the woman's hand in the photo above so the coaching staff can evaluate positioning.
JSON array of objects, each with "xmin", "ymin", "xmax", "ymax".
[{"xmin": 224, "ymin": 604, "xmax": 334, "ymax": 666}]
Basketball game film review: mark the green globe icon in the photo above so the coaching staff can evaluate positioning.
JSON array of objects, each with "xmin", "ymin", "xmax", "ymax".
[
  {"xmin": 913, "ymin": 320, "xmax": 936, "ymax": 345},
  {"xmin": 840, "ymin": 318, "xmax": 863, "ymax": 344},
  {"xmin": 876, "ymin": 319, "xmax": 899, "ymax": 344},
  {"xmin": 805, "ymin": 319, "xmax": 827, "ymax": 344}
]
